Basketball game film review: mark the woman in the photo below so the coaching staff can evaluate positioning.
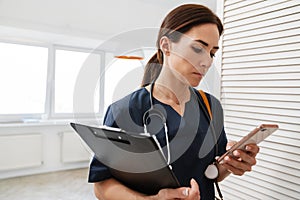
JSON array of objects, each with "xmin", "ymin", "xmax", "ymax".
[{"xmin": 89, "ymin": 4, "xmax": 259, "ymax": 200}]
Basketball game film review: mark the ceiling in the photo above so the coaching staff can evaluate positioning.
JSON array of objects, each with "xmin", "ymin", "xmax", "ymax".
[{"xmin": 0, "ymin": 0, "xmax": 217, "ymax": 41}]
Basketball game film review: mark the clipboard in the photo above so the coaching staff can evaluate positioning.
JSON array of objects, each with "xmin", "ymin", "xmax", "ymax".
[{"xmin": 70, "ymin": 122, "xmax": 180, "ymax": 195}]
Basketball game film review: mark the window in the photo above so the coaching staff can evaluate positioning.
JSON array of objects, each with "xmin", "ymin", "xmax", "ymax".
[
  {"xmin": 54, "ymin": 49, "xmax": 101, "ymax": 115},
  {"xmin": 104, "ymin": 53, "xmax": 144, "ymax": 108},
  {"xmin": 0, "ymin": 42, "xmax": 48, "ymax": 117},
  {"xmin": 103, "ymin": 49, "xmax": 155, "ymax": 109},
  {"xmin": 0, "ymin": 40, "xmax": 152, "ymax": 122}
]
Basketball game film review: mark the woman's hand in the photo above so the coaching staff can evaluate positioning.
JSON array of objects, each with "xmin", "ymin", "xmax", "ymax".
[
  {"xmin": 94, "ymin": 178, "xmax": 200, "ymax": 200},
  {"xmin": 220, "ymin": 142, "xmax": 260, "ymax": 176},
  {"xmin": 148, "ymin": 179, "xmax": 200, "ymax": 200}
]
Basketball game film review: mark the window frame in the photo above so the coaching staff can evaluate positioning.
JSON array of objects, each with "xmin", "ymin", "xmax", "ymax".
[
  {"xmin": 49, "ymin": 45, "xmax": 105, "ymax": 119},
  {"xmin": 0, "ymin": 40, "xmax": 106, "ymax": 123}
]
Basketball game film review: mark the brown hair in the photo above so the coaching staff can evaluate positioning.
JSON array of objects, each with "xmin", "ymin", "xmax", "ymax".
[{"xmin": 141, "ymin": 4, "xmax": 223, "ymax": 87}]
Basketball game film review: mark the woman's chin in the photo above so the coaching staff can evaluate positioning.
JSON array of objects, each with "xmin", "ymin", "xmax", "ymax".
[{"xmin": 189, "ymin": 79, "xmax": 201, "ymax": 87}]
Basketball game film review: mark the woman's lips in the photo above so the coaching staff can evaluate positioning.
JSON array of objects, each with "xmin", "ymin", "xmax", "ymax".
[{"xmin": 192, "ymin": 72, "xmax": 203, "ymax": 77}]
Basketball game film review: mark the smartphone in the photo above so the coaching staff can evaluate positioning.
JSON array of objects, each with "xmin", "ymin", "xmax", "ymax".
[{"xmin": 217, "ymin": 124, "xmax": 279, "ymax": 163}]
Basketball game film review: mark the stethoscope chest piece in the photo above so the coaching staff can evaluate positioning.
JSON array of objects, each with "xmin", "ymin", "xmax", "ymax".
[{"xmin": 205, "ymin": 163, "xmax": 219, "ymax": 180}]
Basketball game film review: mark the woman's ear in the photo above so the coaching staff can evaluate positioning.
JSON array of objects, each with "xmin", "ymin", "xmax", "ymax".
[{"xmin": 159, "ymin": 36, "xmax": 171, "ymax": 56}]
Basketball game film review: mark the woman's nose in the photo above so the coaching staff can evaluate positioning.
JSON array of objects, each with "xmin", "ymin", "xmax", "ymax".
[{"xmin": 199, "ymin": 53, "xmax": 213, "ymax": 69}]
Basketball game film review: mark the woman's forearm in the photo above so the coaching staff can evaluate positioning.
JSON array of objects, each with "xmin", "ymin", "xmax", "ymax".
[{"xmin": 94, "ymin": 178, "xmax": 154, "ymax": 200}]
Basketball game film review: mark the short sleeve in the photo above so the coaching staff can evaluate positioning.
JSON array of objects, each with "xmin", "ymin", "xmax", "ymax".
[
  {"xmin": 88, "ymin": 105, "xmax": 117, "ymax": 183},
  {"xmin": 88, "ymin": 156, "xmax": 112, "ymax": 182}
]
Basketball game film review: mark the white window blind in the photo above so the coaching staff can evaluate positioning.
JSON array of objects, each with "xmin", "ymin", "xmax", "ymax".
[{"xmin": 220, "ymin": 0, "xmax": 300, "ymax": 199}]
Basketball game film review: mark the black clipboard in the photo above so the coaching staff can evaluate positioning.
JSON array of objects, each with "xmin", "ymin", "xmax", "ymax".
[{"xmin": 70, "ymin": 123, "xmax": 180, "ymax": 195}]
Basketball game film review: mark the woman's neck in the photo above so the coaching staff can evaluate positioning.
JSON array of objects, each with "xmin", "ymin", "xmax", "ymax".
[{"xmin": 154, "ymin": 67, "xmax": 191, "ymax": 106}]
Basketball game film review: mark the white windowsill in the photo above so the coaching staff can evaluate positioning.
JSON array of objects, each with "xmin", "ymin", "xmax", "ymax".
[{"xmin": 0, "ymin": 118, "xmax": 104, "ymax": 128}]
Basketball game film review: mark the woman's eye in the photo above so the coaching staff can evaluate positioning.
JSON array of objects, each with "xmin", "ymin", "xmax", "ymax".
[
  {"xmin": 210, "ymin": 53, "xmax": 215, "ymax": 58},
  {"xmin": 192, "ymin": 46, "xmax": 203, "ymax": 53}
]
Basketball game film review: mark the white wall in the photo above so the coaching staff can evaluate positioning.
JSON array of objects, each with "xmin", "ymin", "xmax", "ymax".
[
  {"xmin": 0, "ymin": 0, "xmax": 218, "ymax": 179},
  {"xmin": 0, "ymin": 123, "xmax": 91, "ymax": 179}
]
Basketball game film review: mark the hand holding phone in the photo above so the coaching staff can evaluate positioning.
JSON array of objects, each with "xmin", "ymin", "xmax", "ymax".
[{"xmin": 217, "ymin": 124, "xmax": 278, "ymax": 163}]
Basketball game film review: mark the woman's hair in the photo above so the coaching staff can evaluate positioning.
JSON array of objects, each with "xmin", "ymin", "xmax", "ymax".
[{"xmin": 141, "ymin": 4, "xmax": 224, "ymax": 87}]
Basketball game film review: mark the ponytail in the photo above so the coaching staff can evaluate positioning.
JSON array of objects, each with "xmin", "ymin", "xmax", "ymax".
[{"xmin": 141, "ymin": 49, "xmax": 163, "ymax": 87}]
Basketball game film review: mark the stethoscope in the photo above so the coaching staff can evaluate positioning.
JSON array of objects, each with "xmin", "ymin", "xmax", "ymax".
[
  {"xmin": 143, "ymin": 83, "xmax": 171, "ymax": 165},
  {"xmin": 143, "ymin": 82, "xmax": 223, "ymax": 200}
]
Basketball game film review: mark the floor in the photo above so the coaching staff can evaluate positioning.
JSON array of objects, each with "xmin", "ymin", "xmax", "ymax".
[{"xmin": 0, "ymin": 168, "xmax": 97, "ymax": 200}]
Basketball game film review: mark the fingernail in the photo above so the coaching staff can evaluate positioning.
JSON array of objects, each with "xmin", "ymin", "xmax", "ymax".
[
  {"xmin": 225, "ymin": 156, "xmax": 230, "ymax": 161},
  {"xmin": 246, "ymin": 146, "xmax": 251, "ymax": 151},
  {"xmin": 233, "ymin": 150, "xmax": 240, "ymax": 157},
  {"xmin": 183, "ymin": 188, "xmax": 189, "ymax": 196}
]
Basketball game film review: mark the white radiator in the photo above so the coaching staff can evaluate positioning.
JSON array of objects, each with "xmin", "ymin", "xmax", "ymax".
[
  {"xmin": 61, "ymin": 131, "xmax": 91, "ymax": 163},
  {"xmin": 0, "ymin": 134, "xmax": 43, "ymax": 170}
]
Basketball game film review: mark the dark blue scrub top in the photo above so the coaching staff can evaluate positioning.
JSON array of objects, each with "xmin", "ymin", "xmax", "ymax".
[{"xmin": 88, "ymin": 87, "xmax": 227, "ymax": 200}]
